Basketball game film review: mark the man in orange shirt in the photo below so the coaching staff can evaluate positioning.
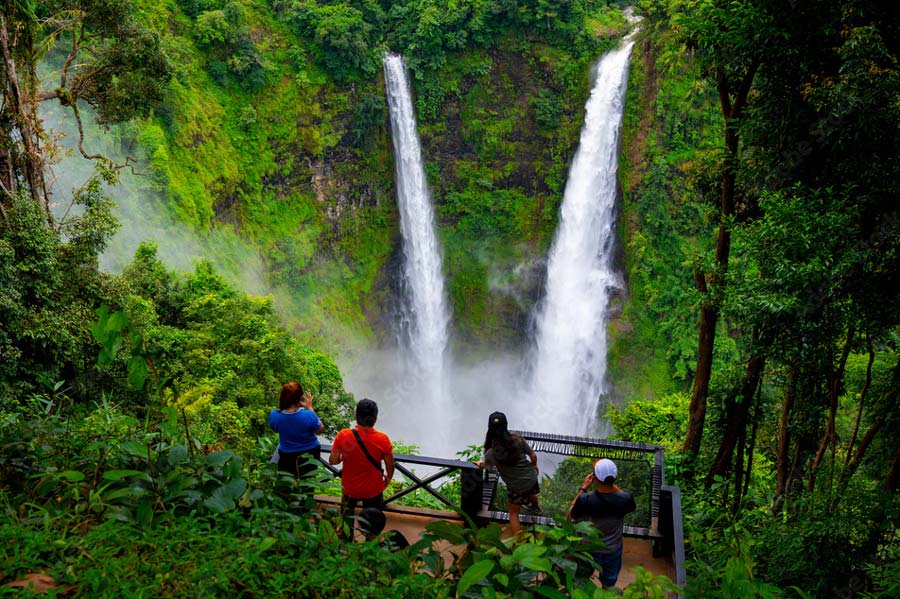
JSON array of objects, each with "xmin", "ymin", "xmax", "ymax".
[{"xmin": 330, "ymin": 398, "xmax": 395, "ymax": 531}]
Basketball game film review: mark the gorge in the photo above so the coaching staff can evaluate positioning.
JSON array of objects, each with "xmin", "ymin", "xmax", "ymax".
[{"xmin": 350, "ymin": 34, "xmax": 637, "ymax": 455}]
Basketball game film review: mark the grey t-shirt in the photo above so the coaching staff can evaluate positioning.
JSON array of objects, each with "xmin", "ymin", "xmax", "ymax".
[
  {"xmin": 484, "ymin": 439, "xmax": 536, "ymax": 494},
  {"xmin": 570, "ymin": 490, "xmax": 636, "ymax": 553}
]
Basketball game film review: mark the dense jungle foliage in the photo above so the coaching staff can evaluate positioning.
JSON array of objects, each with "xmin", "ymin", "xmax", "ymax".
[{"xmin": 2, "ymin": 0, "xmax": 900, "ymax": 596}]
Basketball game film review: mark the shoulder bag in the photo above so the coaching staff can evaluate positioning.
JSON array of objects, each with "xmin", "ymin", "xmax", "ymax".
[{"xmin": 352, "ymin": 428, "xmax": 383, "ymax": 474}]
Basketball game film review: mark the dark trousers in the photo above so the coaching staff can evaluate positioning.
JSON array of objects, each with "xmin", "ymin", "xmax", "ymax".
[
  {"xmin": 340, "ymin": 493, "xmax": 384, "ymax": 537},
  {"xmin": 278, "ymin": 446, "xmax": 321, "ymax": 480}
]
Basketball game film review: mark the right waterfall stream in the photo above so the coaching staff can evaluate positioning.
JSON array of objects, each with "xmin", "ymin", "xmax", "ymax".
[{"xmin": 525, "ymin": 32, "xmax": 638, "ymax": 437}]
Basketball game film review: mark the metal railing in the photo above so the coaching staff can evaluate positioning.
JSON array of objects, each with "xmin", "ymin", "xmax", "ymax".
[
  {"xmin": 319, "ymin": 433, "xmax": 685, "ymax": 589},
  {"xmin": 510, "ymin": 431, "xmax": 666, "ymax": 536},
  {"xmin": 318, "ymin": 444, "xmax": 484, "ymax": 521}
]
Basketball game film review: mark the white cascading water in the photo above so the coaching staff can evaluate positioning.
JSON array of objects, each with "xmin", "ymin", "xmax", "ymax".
[
  {"xmin": 525, "ymin": 34, "xmax": 637, "ymax": 437},
  {"xmin": 383, "ymin": 53, "xmax": 451, "ymax": 442}
]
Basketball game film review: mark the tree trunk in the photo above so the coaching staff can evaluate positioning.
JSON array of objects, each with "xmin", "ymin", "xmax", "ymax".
[
  {"xmin": 0, "ymin": 14, "xmax": 46, "ymax": 208},
  {"xmin": 808, "ymin": 328, "xmax": 854, "ymax": 491},
  {"xmin": 840, "ymin": 356, "xmax": 900, "ymax": 493},
  {"xmin": 885, "ymin": 445, "xmax": 900, "ymax": 493},
  {"xmin": 845, "ymin": 342, "xmax": 875, "ymax": 468},
  {"xmin": 682, "ymin": 137, "xmax": 735, "ymax": 456},
  {"xmin": 684, "ymin": 287, "xmax": 717, "ymax": 454},
  {"xmin": 0, "ymin": 119, "xmax": 14, "ymax": 213},
  {"xmin": 683, "ymin": 60, "xmax": 757, "ymax": 455},
  {"xmin": 774, "ymin": 366, "xmax": 797, "ymax": 506},
  {"xmin": 741, "ymin": 397, "xmax": 762, "ymax": 507},
  {"xmin": 844, "ymin": 419, "xmax": 884, "ymax": 480},
  {"xmin": 707, "ymin": 353, "xmax": 764, "ymax": 485}
]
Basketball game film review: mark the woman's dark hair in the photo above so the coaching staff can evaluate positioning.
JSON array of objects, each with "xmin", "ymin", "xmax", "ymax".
[
  {"xmin": 484, "ymin": 411, "xmax": 524, "ymax": 466},
  {"xmin": 279, "ymin": 381, "xmax": 304, "ymax": 411},
  {"xmin": 356, "ymin": 398, "xmax": 378, "ymax": 427}
]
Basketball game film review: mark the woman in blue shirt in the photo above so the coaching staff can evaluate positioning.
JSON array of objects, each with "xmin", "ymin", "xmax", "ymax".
[{"xmin": 268, "ymin": 381, "xmax": 324, "ymax": 479}]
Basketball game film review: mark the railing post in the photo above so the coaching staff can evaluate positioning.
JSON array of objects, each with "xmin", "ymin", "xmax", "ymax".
[{"xmin": 460, "ymin": 466, "xmax": 483, "ymax": 526}]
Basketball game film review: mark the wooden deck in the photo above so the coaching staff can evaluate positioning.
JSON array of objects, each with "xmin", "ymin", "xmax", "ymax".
[{"xmin": 319, "ymin": 497, "xmax": 676, "ymax": 591}]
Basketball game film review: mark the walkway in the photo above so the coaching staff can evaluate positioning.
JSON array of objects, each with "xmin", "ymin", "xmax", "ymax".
[{"xmin": 319, "ymin": 498, "xmax": 676, "ymax": 591}]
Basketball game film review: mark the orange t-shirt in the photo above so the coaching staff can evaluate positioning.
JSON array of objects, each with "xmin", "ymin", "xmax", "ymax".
[{"xmin": 333, "ymin": 426, "xmax": 393, "ymax": 499}]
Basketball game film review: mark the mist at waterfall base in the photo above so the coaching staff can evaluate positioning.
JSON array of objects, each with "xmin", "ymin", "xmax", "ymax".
[
  {"xmin": 41, "ymin": 102, "xmax": 272, "ymax": 298},
  {"xmin": 340, "ymin": 347, "xmax": 531, "ymax": 459}
]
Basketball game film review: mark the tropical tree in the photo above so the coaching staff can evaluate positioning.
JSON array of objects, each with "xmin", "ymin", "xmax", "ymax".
[{"xmin": 1, "ymin": 0, "xmax": 170, "ymax": 219}]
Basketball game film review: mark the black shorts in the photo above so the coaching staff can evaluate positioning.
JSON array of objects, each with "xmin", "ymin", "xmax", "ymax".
[
  {"xmin": 341, "ymin": 493, "xmax": 384, "ymax": 513},
  {"xmin": 508, "ymin": 481, "xmax": 540, "ymax": 506},
  {"xmin": 278, "ymin": 446, "xmax": 321, "ymax": 479}
]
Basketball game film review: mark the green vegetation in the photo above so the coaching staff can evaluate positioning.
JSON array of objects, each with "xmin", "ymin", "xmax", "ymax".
[
  {"xmin": 0, "ymin": 399, "xmax": 676, "ymax": 597},
  {"xmin": 114, "ymin": 0, "xmax": 625, "ymax": 348},
  {"xmin": 607, "ymin": 1, "xmax": 900, "ymax": 597},
  {"xmin": 3, "ymin": 0, "xmax": 900, "ymax": 596}
]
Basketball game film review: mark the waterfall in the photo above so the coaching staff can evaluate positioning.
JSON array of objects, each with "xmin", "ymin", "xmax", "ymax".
[
  {"xmin": 383, "ymin": 54, "xmax": 451, "ymax": 427},
  {"xmin": 525, "ymin": 35, "xmax": 636, "ymax": 436}
]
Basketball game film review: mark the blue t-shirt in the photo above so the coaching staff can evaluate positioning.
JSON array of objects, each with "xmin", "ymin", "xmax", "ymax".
[{"xmin": 268, "ymin": 409, "xmax": 322, "ymax": 452}]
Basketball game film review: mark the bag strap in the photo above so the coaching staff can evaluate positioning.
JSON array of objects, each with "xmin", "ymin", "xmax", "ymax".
[{"xmin": 352, "ymin": 428, "xmax": 383, "ymax": 474}]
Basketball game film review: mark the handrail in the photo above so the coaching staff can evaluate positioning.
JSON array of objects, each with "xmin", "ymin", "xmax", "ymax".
[
  {"xmin": 512, "ymin": 430, "xmax": 665, "ymax": 533},
  {"xmin": 319, "ymin": 437, "xmax": 685, "ymax": 589},
  {"xmin": 318, "ymin": 444, "xmax": 483, "ymax": 521}
]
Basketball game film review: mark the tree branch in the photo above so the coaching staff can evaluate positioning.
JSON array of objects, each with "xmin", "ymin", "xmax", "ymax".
[
  {"xmin": 70, "ymin": 101, "xmax": 103, "ymax": 161},
  {"xmin": 715, "ymin": 65, "xmax": 732, "ymax": 117},
  {"xmin": 844, "ymin": 338, "xmax": 874, "ymax": 467},
  {"xmin": 730, "ymin": 58, "xmax": 761, "ymax": 119},
  {"xmin": 58, "ymin": 20, "xmax": 84, "ymax": 91}
]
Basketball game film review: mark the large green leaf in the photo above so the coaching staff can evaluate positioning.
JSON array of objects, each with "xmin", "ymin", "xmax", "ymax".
[
  {"xmin": 512, "ymin": 543, "xmax": 547, "ymax": 560},
  {"xmin": 56, "ymin": 470, "xmax": 85, "ymax": 482},
  {"xmin": 91, "ymin": 305, "xmax": 111, "ymax": 342},
  {"xmin": 457, "ymin": 559, "xmax": 494, "ymax": 594},
  {"xmin": 203, "ymin": 478, "xmax": 247, "ymax": 513},
  {"xmin": 103, "ymin": 469, "xmax": 145, "ymax": 481},
  {"xmin": 519, "ymin": 556, "xmax": 553, "ymax": 573},
  {"xmin": 168, "ymin": 444, "xmax": 189, "ymax": 465},
  {"xmin": 121, "ymin": 440, "xmax": 151, "ymax": 458},
  {"xmin": 533, "ymin": 587, "xmax": 568, "ymax": 599},
  {"xmin": 127, "ymin": 355, "xmax": 149, "ymax": 390},
  {"xmin": 206, "ymin": 449, "xmax": 235, "ymax": 468}
]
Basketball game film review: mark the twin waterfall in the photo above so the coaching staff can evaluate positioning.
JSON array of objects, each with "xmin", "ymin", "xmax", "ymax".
[{"xmin": 378, "ymin": 36, "xmax": 635, "ymax": 451}]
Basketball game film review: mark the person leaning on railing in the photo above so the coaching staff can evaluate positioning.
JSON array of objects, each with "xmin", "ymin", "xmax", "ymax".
[
  {"xmin": 329, "ymin": 398, "xmax": 395, "ymax": 535},
  {"xmin": 476, "ymin": 411, "xmax": 542, "ymax": 536},
  {"xmin": 268, "ymin": 382, "xmax": 324, "ymax": 481}
]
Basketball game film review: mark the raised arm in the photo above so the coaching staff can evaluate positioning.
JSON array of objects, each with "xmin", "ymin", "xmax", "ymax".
[
  {"xmin": 383, "ymin": 453, "xmax": 395, "ymax": 486},
  {"xmin": 303, "ymin": 393, "xmax": 325, "ymax": 434},
  {"xmin": 567, "ymin": 473, "xmax": 595, "ymax": 521}
]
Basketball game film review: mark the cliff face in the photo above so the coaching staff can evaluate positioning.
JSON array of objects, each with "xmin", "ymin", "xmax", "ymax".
[{"xmin": 114, "ymin": 1, "xmax": 634, "ymax": 357}]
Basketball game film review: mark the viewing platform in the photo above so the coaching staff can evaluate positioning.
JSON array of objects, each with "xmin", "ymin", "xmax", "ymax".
[{"xmin": 316, "ymin": 432, "xmax": 686, "ymax": 594}]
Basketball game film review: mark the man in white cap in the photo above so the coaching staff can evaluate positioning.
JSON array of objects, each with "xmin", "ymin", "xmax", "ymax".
[{"xmin": 567, "ymin": 458, "xmax": 636, "ymax": 589}]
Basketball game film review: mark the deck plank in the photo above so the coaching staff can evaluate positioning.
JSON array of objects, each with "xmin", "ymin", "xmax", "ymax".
[{"xmin": 317, "ymin": 498, "xmax": 675, "ymax": 590}]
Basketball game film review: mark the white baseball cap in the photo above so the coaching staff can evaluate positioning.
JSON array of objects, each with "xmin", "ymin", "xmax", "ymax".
[{"xmin": 594, "ymin": 458, "xmax": 618, "ymax": 483}]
